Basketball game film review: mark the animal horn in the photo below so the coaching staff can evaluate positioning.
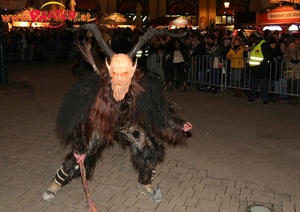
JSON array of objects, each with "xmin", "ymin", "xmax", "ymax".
[
  {"xmin": 68, "ymin": 23, "xmax": 115, "ymax": 58},
  {"xmin": 128, "ymin": 28, "xmax": 187, "ymax": 58}
]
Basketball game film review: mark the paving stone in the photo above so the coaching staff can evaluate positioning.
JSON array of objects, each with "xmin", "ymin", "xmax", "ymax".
[
  {"xmin": 235, "ymin": 181, "xmax": 246, "ymax": 189},
  {"xmin": 221, "ymin": 179, "xmax": 236, "ymax": 188},
  {"xmin": 124, "ymin": 207, "xmax": 139, "ymax": 212},
  {"xmin": 122, "ymin": 197, "xmax": 138, "ymax": 207},
  {"xmin": 196, "ymin": 170, "xmax": 208, "ymax": 178},
  {"xmin": 226, "ymin": 187, "xmax": 241, "ymax": 196},
  {"xmin": 275, "ymin": 193, "xmax": 291, "ymax": 203},
  {"xmin": 196, "ymin": 199, "xmax": 221, "ymax": 211},
  {"xmin": 169, "ymin": 195, "xmax": 187, "ymax": 205},
  {"xmin": 23, "ymin": 200, "xmax": 52, "ymax": 212},
  {"xmin": 155, "ymin": 202, "xmax": 175, "ymax": 211},
  {"xmin": 160, "ymin": 178, "xmax": 182, "ymax": 187},
  {"xmin": 169, "ymin": 166, "xmax": 189, "ymax": 174},
  {"xmin": 240, "ymin": 188, "xmax": 252, "ymax": 198},
  {"xmin": 251, "ymin": 190, "xmax": 275, "ymax": 202},
  {"xmin": 107, "ymin": 204, "xmax": 128, "ymax": 212},
  {"xmin": 201, "ymin": 177, "xmax": 222, "ymax": 186},
  {"xmin": 181, "ymin": 188, "xmax": 195, "ymax": 198},
  {"xmin": 43, "ymin": 204, "xmax": 68, "ymax": 212},
  {"xmin": 133, "ymin": 198, "xmax": 159, "ymax": 211},
  {"xmin": 291, "ymin": 195, "xmax": 300, "ymax": 204},
  {"xmin": 193, "ymin": 190, "xmax": 217, "ymax": 201},
  {"xmin": 184, "ymin": 197, "xmax": 199, "ymax": 207},
  {"xmin": 171, "ymin": 205, "xmax": 187, "ymax": 212},
  {"xmin": 167, "ymin": 187, "xmax": 184, "ymax": 196},
  {"xmin": 204, "ymin": 184, "xmax": 226, "ymax": 194},
  {"xmin": 215, "ymin": 193, "xmax": 231, "ymax": 203},
  {"xmin": 179, "ymin": 180, "xmax": 196, "ymax": 190},
  {"xmin": 193, "ymin": 182, "xmax": 205, "ymax": 191},
  {"xmin": 282, "ymin": 202, "xmax": 296, "ymax": 212},
  {"xmin": 220, "ymin": 202, "xmax": 239, "ymax": 212},
  {"xmin": 177, "ymin": 173, "xmax": 193, "ymax": 182}
]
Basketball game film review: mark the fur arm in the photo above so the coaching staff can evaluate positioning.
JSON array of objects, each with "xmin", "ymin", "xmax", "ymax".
[
  {"xmin": 57, "ymin": 73, "xmax": 101, "ymax": 144},
  {"xmin": 135, "ymin": 74, "xmax": 189, "ymax": 146}
]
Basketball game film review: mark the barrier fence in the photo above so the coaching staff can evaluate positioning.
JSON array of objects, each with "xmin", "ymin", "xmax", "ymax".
[
  {"xmin": 3, "ymin": 42, "xmax": 300, "ymax": 99},
  {"xmin": 146, "ymin": 53, "xmax": 300, "ymax": 98},
  {"xmin": 3, "ymin": 41, "xmax": 72, "ymax": 62}
]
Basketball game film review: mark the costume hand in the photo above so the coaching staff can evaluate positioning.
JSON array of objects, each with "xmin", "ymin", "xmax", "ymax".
[
  {"xmin": 74, "ymin": 152, "xmax": 86, "ymax": 164},
  {"xmin": 182, "ymin": 121, "xmax": 192, "ymax": 132}
]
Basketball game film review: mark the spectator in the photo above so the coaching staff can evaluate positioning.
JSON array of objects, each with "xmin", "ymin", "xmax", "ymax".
[
  {"xmin": 184, "ymin": 37, "xmax": 193, "ymax": 75},
  {"xmin": 277, "ymin": 42, "xmax": 288, "ymax": 102},
  {"xmin": 163, "ymin": 38, "xmax": 189, "ymax": 92},
  {"xmin": 20, "ymin": 30, "xmax": 28, "ymax": 62},
  {"xmin": 226, "ymin": 37, "xmax": 246, "ymax": 97},
  {"xmin": 268, "ymin": 37, "xmax": 281, "ymax": 102},
  {"xmin": 205, "ymin": 33, "xmax": 226, "ymax": 93},
  {"xmin": 190, "ymin": 35, "xmax": 207, "ymax": 91},
  {"xmin": 282, "ymin": 37, "xmax": 300, "ymax": 104},
  {"xmin": 119, "ymin": 27, "xmax": 133, "ymax": 53}
]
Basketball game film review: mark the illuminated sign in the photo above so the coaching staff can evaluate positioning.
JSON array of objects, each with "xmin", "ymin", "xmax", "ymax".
[
  {"xmin": 1, "ymin": 1, "xmax": 94, "ymax": 28},
  {"xmin": 267, "ymin": 11, "xmax": 300, "ymax": 19},
  {"xmin": 30, "ymin": 2, "xmax": 75, "ymax": 28}
]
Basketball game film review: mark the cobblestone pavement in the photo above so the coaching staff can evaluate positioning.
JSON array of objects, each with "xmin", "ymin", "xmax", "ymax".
[{"xmin": 0, "ymin": 60, "xmax": 299, "ymax": 212}]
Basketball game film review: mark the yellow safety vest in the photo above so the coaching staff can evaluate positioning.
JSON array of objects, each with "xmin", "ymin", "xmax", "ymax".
[{"xmin": 249, "ymin": 40, "xmax": 266, "ymax": 66}]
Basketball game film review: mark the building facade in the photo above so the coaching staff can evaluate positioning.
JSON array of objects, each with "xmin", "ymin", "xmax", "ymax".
[{"xmin": 1, "ymin": 0, "xmax": 273, "ymax": 28}]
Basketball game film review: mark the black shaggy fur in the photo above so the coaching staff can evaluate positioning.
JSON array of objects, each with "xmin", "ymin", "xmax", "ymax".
[{"xmin": 56, "ymin": 50, "xmax": 189, "ymax": 181}]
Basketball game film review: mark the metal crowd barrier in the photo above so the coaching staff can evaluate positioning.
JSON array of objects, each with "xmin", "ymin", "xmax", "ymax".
[
  {"xmin": 147, "ymin": 53, "xmax": 300, "ymax": 98},
  {"xmin": 3, "ymin": 41, "xmax": 72, "ymax": 62},
  {"xmin": 146, "ymin": 53, "xmax": 164, "ymax": 80},
  {"xmin": 4, "ymin": 43, "xmax": 300, "ymax": 99}
]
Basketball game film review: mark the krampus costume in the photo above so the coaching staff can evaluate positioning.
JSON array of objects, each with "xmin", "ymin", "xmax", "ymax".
[{"xmin": 42, "ymin": 24, "xmax": 192, "ymax": 204}]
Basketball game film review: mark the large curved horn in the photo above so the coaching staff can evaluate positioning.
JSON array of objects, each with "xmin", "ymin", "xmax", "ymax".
[
  {"xmin": 128, "ymin": 28, "xmax": 187, "ymax": 58},
  {"xmin": 67, "ymin": 23, "xmax": 115, "ymax": 58}
]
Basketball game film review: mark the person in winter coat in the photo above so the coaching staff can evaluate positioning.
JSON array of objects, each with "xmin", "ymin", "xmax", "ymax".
[
  {"xmin": 205, "ymin": 33, "xmax": 226, "ymax": 93},
  {"xmin": 226, "ymin": 37, "xmax": 246, "ymax": 97},
  {"xmin": 190, "ymin": 35, "xmax": 207, "ymax": 91},
  {"xmin": 163, "ymin": 38, "xmax": 190, "ymax": 91},
  {"xmin": 247, "ymin": 32, "xmax": 272, "ymax": 105},
  {"xmin": 283, "ymin": 37, "xmax": 300, "ymax": 104},
  {"xmin": 268, "ymin": 37, "xmax": 281, "ymax": 102}
]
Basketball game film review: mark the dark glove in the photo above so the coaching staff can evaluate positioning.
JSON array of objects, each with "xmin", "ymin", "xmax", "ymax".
[{"xmin": 295, "ymin": 60, "xmax": 299, "ymax": 63}]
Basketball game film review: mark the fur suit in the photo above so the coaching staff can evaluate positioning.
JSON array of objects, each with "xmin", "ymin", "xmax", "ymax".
[{"xmin": 42, "ymin": 24, "xmax": 192, "ymax": 204}]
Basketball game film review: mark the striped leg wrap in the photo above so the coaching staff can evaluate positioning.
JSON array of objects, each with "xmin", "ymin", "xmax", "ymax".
[{"xmin": 54, "ymin": 166, "xmax": 70, "ymax": 186}]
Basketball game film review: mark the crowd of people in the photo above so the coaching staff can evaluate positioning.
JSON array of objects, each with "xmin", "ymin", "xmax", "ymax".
[
  {"xmin": 3, "ymin": 24, "xmax": 300, "ymax": 104},
  {"xmin": 135, "ymin": 26, "xmax": 300, "ymax": 105},
  {"xmin": 3, "ymin": 27, "xmax": 73, "ymax": 62}
]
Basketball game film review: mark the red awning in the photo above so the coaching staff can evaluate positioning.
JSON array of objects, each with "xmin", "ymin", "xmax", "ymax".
[
  {"xmin": 118, "ymin": 0, "xmax": 150, "ymax": 14},
  {"xmin": 168, "ymin": 3, "xmax": 198, "ymax": 15},
  {"xmin": 217, "ymin": 3, "xmax": 246, "ymax": 15}
]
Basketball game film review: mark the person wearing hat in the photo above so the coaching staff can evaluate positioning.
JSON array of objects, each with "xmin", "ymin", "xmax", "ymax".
[{"xmin": 247, "ymin": 32, "xmax": 272, "ymax": 105}]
